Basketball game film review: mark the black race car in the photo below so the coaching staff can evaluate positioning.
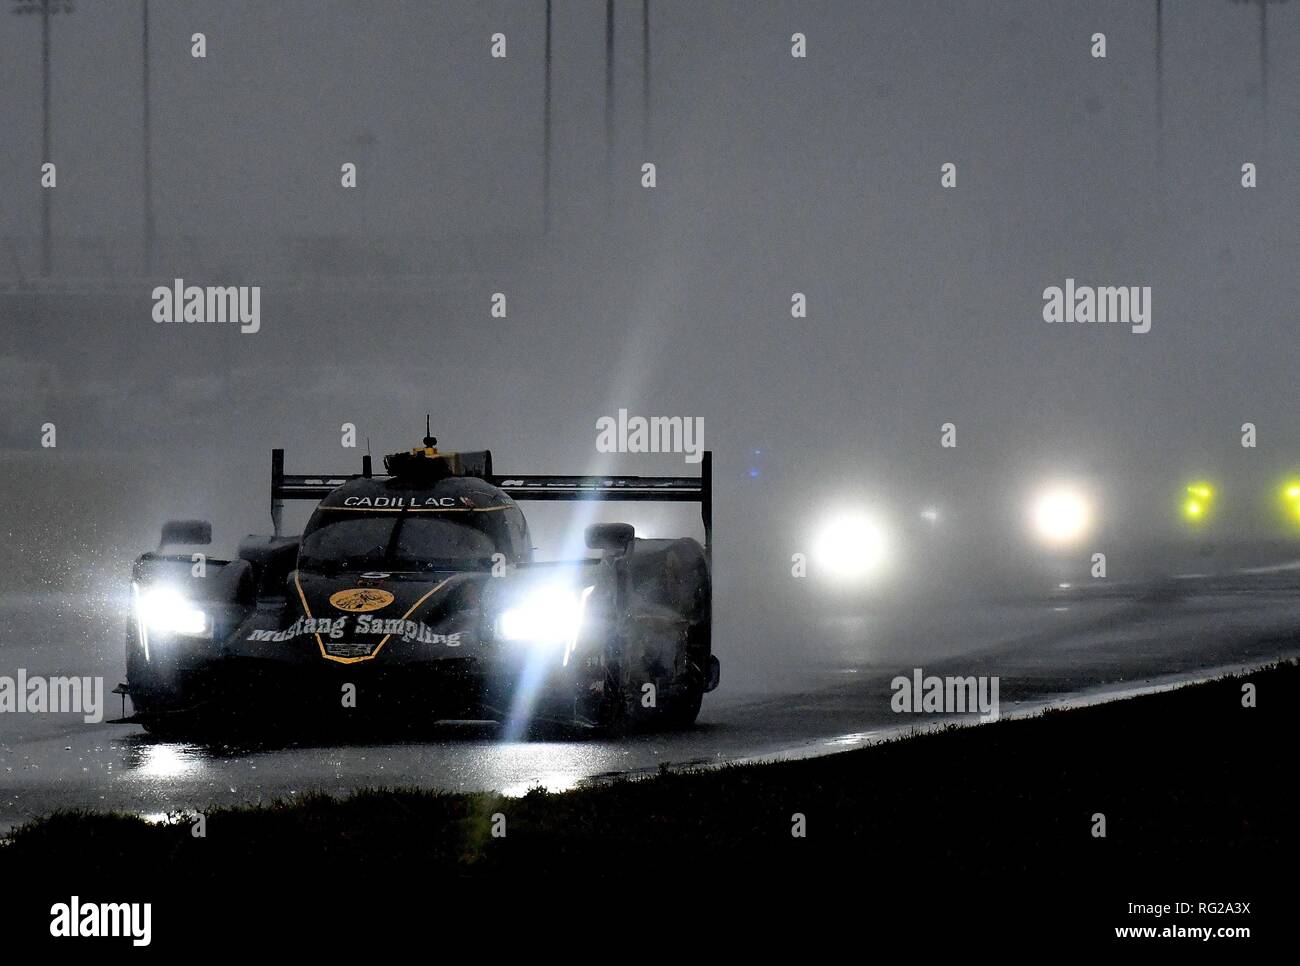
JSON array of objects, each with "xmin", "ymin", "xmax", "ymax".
[{"xmin": 120, "ymin": 428, "xmax": 717, "ymax": 736}]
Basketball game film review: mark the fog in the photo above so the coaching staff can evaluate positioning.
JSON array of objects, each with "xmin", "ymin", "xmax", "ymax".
[{"xmin": 3, "ymin": 0, "xmax": 1299, "ymax": 655}]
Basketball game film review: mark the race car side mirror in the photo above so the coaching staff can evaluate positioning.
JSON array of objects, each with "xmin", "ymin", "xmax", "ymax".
[
  {"xmin": 160, "ymin": 519, "xmax": 212, "ymax": 547},
  {"xmin": 585, "ymin": 523, "xmax": 634, "ymax": 555}
]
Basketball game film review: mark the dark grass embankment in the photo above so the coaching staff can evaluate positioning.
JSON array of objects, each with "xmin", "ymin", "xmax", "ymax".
[{"xmin": 3, "ymin": 661, "xmax": 1293, "ymax": 944}]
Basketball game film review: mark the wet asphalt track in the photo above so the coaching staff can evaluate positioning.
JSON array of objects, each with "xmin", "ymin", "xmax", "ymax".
[{"xmin": 2, "ymin": 563, "xmax": 1299, "ymax": 832}]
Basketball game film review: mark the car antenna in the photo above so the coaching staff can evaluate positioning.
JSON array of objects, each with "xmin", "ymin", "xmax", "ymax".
[
  {"xmin": 362, "ymin": 437, "xmax": 372, "ymax": 478},
  {"xmin": 422, "ymin": 413, "xmax": 437, "ymax": 449}
]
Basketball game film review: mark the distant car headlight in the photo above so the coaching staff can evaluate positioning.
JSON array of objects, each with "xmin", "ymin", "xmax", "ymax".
[
  {"xmin": 812, "ymin": 510, "xmax": 889, "ymax": 582},
  {"xmin": 1182, "ymin": 480, "xmax": 1216, "ymax": 525},
  {"xmin": 497, "ymin": 585, "xmax": 594, "ymax": 660},
  {"xmin": 1279, "ymin": 478, "xmax": 1300, "ymax": 527},
  {"xmin": 1029, "ymin": 484, "xmax": 1093, "ymax": 547},
  {"xmin": 134, "ymin": 585, "xmax": 209, "ymax": 637}
]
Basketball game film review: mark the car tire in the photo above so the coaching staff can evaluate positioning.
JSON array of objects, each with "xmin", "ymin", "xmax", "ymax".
[{"xmin": 661, "ymin": 681, "xmax": 704, "ymax": 729}]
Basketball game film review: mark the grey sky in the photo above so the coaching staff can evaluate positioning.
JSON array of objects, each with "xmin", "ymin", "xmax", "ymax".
[{"xmin": 2, "ymin": 1, "xmax": 1299, "ymax": 582}]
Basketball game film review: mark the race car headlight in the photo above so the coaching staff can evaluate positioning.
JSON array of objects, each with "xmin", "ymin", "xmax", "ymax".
[
  {"xmin": 134, "ymin": 585, "xmax": 209, "ymax": 637},
  {"xmin": 497, "ymin": 585, "xmax": 593, "ymax": 656}
]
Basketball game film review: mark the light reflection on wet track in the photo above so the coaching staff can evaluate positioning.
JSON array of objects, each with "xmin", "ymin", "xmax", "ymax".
[{"xmin": 3, "ymin": 567, "xmax": 1300, "ymax": 831}]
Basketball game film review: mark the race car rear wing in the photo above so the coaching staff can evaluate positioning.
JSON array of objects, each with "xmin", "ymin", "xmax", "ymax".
[
  {"xmin": 270, "ymin": 448, "xmax": 713, "ymax": 551},
  {"xmin": 490, "ymin": 454, "xmax": 712, "ymax": 551}
]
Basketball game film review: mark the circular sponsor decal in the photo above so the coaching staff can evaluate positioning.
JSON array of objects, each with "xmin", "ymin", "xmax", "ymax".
[{"xmin": 329, "ymin": 588, "xmax": 396, "ymax": 613}]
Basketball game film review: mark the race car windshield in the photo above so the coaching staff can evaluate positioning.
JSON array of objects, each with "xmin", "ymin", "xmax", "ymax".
[{"xmin": 299, "ymin": 512, "xmax": 501, "ymax": 573}]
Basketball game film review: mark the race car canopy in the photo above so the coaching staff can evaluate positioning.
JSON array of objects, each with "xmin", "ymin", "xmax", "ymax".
[{"xmin": 270, "ymin": 448, "xmax": 712, "ymax": 548}]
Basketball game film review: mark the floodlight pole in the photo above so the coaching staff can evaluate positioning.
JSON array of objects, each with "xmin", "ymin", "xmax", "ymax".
[
  {"xmin": 605, "ymin": 0, "xmax": 614, "ymax": 205},
  {"xmin": 642, "ymin": 0, "xmax": 650, "ymax": 150},
  {"xmin": 40, "ymin": 0, "xmax": 51, "ymax": 275},
  {"xmin": 543, "ymin": 0, "xmax": 552, "ymax": 233},
  {"xmin": 142, "ymin": 0, "xmax": 155, "ymax": 272}
]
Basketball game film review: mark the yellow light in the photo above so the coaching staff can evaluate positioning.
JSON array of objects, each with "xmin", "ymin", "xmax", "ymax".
[
  {"xmin": 1278, "ymin": 479, "xmax": 1300, "ymax": 528},
  {"xmin": 1181, "ymin": 481, "xmax": 1215, "ymax": 525}
]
